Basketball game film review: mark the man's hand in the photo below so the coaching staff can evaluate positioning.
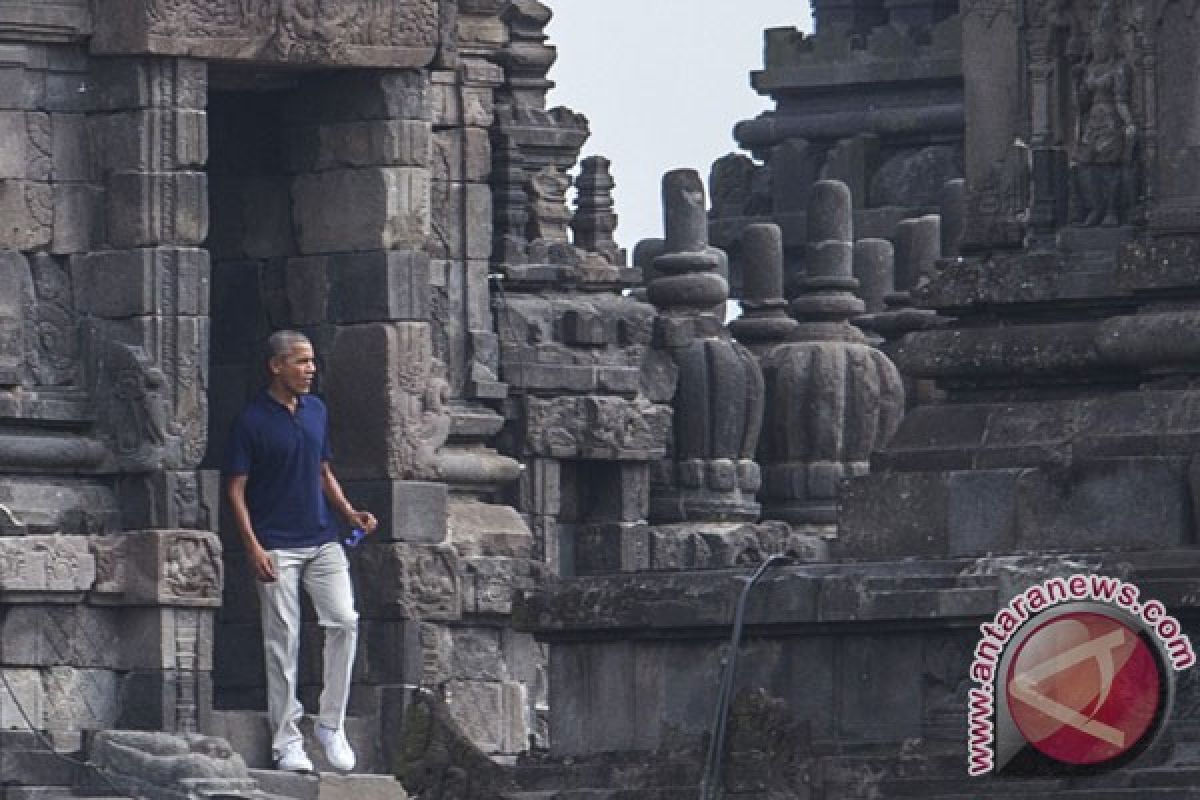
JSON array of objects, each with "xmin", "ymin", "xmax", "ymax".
[
  {"xmin": 249, "ymin": 544, "xmax": 278, "ymax": 583},
  {"xmin": 348, "ymin": 509, "xmax": 379, "ymax": 535}
]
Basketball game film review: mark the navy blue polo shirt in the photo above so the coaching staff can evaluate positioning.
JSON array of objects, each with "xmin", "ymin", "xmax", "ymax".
[{"xmin": 224, "ymin": 390, "xmax": 336, "ymax": 550}]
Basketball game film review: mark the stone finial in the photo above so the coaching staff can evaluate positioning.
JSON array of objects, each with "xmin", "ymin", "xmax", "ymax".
[
  {"xmin": 649, "ymin": 170, "xmax": 726, "ymax": 314},
  {"xmin": 743, "ymin": 223, "xmax": 786, "ymax": 302},
  {"xmin": 792, "ymin": 179, "xmax": 864, "ymax": 323},
  {"xmin": 757, "ymin": 179, "xmax": 905, "ymax": 525},
  {"xmin": 892, "ymin": 214, "xmax": 941, "ymax": 294},
  {"xmin": 854, "ymin": 238, "xmax": 895, "ymax": 314},
  {"xmin": 662, "ymin": 169, "xmax": 709, "ymax": 255},
  {"xmin": 501, "ymin": 0, "xmax": 557, "ymax": 109},
  {"xmin": 571, "ymin": 155, "xmax": 624, "ymax": 265},
  {"xmin": 729, "ymin": 223, "xmax": 798, "ymax": 354}
]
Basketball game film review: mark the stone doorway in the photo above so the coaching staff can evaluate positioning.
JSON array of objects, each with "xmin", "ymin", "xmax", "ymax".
[{"xmin": 201, "ymin": 67, "xmax": 435, "ymax": 768}]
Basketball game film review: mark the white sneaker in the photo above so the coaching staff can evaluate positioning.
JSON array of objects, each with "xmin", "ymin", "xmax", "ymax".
[
  {"xmin": 275, "ymin": 740, "xmax": 314, "ymax": 773},
  {"xmin": 316, "ymin": 724, "xmax": 355, "ymax": 772}
]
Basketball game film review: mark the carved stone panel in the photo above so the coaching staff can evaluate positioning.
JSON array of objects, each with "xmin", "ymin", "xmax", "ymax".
[
  {"xmin": 90, "ymin": 530, "xmax": 222, "ymax": 608},
  {"xmin": 520, "ymin": 396, "xmax": 671, "ymax": 461},
  {"xmin": 0, "ymin": 535, "xmax": 95, "ymax": 597},
  {"xmin": 92, "ymin": 1, "xmax": 442, "ymax": 68}
]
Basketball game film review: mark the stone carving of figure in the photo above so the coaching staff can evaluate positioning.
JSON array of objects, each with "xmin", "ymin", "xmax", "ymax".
[
  {"xmin": 527, "ymin": 167, "xmax": 573, "ymax": 243},
  {"xmin": 1072, "ymin": 1, "xmax": 1136, "ymax": 227}
]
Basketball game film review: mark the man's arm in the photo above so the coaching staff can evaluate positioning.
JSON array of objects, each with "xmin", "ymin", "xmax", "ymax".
[
  {"xmin": 226, "ymin": 475, "xmax": 278, "ymax": 582},
  {"xmin": 321, "ymin": 462, "xmax": 379, "ymax": 535}
]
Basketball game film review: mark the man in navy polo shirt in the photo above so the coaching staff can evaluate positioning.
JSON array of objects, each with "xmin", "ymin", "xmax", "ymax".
[{"xmin": 224, "ymin": 330, "xmax": 378, "ymax": 773}]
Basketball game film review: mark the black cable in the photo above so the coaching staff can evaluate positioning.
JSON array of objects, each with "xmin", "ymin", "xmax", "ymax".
[{"xmin": 699, "ymin": 554, "xmax": 794, "ymax": 800}]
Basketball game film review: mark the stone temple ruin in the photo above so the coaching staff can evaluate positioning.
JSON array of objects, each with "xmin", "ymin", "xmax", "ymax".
[{"xmin": 4, "ymin": 0, "xmax": 1200, "ymax": 798}]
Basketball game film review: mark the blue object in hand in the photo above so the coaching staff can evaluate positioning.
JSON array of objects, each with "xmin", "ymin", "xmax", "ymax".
[{"xmin": 343, "ymin": 527, "xmax": 366, "ymax": 548}]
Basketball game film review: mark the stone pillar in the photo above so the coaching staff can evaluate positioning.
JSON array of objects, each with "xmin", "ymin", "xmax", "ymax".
[
  {"xmin": 891, "ymin": 214, "xmax": 941, "ymax": 299},
  {"xmin": 759, "ymin": 180, "xmax": 904, "ymax": 526},
  {"xmin": 853, "ymin": 237, "xmax": 894, "ymax": 315},
  {"xmin": 648, "ymin": 169, "xmax": 764, "ymax": 524},
  {"xmin": 84, "ymin": 56, "xmax": 214, "ymax": 531}
]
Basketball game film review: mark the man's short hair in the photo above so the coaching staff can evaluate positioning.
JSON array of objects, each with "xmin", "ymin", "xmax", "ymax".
[{"xmin": 267, "ymin": 330, "xmax": 311, "ymax": 361}]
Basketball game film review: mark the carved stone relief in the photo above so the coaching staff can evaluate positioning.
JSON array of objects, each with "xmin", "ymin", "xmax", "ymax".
[
  {"xmin": 94, "ymin": 0, "xmax": 442, "ymax": 67},
  {"xmin": 522, "ymin": 396, "xmax": 671, "ymax": 460},
  {"xmin": 95, "ymin": 340, "xmax": 169, "ymax": 471}
]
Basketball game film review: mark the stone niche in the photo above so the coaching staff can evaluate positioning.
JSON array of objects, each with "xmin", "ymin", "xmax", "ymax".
[{"xmin": 91, "ymin": 0, "xmax": 445, "ymax": 68}]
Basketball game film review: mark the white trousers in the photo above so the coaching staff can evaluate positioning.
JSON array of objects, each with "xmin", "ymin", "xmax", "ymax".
[{"xmin": 256, "ymin": 542, "xmax": 358, "ymax": 758}]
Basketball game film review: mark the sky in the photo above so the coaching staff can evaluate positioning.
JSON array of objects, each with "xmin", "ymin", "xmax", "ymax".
[{"xmin": 545, "ymin": 1, "xmax": 813, "ymax": 254}]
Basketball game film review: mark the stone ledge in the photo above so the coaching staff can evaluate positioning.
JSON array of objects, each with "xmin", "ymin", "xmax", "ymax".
[{"xmin": 514, "ymin": 551, "xmax": 1200, "ymax": 636}]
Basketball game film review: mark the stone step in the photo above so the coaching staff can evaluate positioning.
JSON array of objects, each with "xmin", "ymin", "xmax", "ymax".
[
  {"xmin": 2, "ymin": 793, "xmax": 131, "ymax": 800},
  {"xmin": 511, "ymin": 759, "xmax": 699, "ymax": 791},
  {"xmin": 1132, "ymin": 767, "xmax": 1200, "ymax": 788},
  {"xmin": 248, "ymin": 769, "xmax": 407, "ymax": 800},
  {"xmin": 875, "ymin": 776, "xmax": 1065, "ymax": 796},
  {"xmin": 0, "ymin": 749, "xmax": 89, "ymax": 788},
  {"xmin": 501, "ymin": 790, "xmax": 696, "ymax": 800},
  {"xmin": 208, "ymin": 710, "xmax": 385, "ymax": 773},
  {"xmin": 922, "ymin": 787, "xmax": 1200, "ymax": 800}
]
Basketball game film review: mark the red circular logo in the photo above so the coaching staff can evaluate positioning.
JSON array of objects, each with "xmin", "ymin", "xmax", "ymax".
[{"xmin": 1006, "ymin": 611, "xmax": 1162, "ymax": 766}]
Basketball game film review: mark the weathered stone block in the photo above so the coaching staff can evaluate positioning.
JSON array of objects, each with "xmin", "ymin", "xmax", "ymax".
[
  {"xmin": 286, "ymin": 70, "xmax": 431, "ymax": 123},
  {"xmin": 114, "ymin": 468, "xmax": 218, "ymax": 532},
  {"xmin": 357, "ymin": 619, "xmax": 422, "ymax": 685},
  {"xmin": 292, "ymin": 167, "xmax": 430, "ymax": 254},
  {"xmin": 430, "ymin": 75, "xmax": 493, "ymax": 128},
  {"xmin": 431, "ymin": 127, "xmax": 491, "ymax": 182},
  {"xmin": 106, "ymin": 171, "xmax": 208, "ymax": 247},
  {"xmin": 51, "ymin": 112, "xmax": 90, "ymax": 180},
  {"xmin": 0, "ymin": 60, "xmax": 45, "ymax": 111},
  {"xmin": 0, "ymin": 535, "xmax": 94, "ymax": 597},
  {"xmin": 43, "ymin": 70, "xmax": 93, "ymax": 112},
  {"xmin": 0, "ymin": 111, "xmax": 30, "ymax": 177},
  {"xmin": 286, "ymin": 119, "xmax": 432, "ymax": 172},
  {"xmin": 574, "ymin": 524, "xmax": 649, "ymax": 575},
  {"xmin": 353, "ymin": 542, "xmax": 461, "ymax": 621},
  {"xmin": 1014, "ymin": 459, "xmax": 1189, "ymax": 551},
  {"xmin": 0, "ymin": 669, "xmax": 42, "ymax": 729},
  {"xmin": 461, "ymin": 556, "xmax": 543, "ymax": 615},
  {"xmin": 445, "ymin": 680, "xmax": 528, "ymax": 754},
  {"xmin": 344, "ymin": 480, "xmax": 447, "ymax": 544},
  {"xmin": 0, "ymin": 606, "xmax": 108, "ymax": 667},
  {"xmin": 52, "ymin": 182, "xmax": 101, "ymax": 254},
  {"xmin": 837, "ymin": 636, "xmax": 923, "ymax": 741},
  {"xmin": 328, "ymin": 249, "xmax": 430, "ymax": 322},
  {"xmin": 562, "ymin": 309, "xmax": 608, "ymax": 346},
  {"xmin": 836, "ymin": 472, "xmax": 949, "ymax": 559},
  {"xmin": 0, "ymin": 178, "xmax": 52, "ymax": 249},
  {"xmin": 90, "ymin": 58, "xmax": 206, "ymax": 112},
  {"xmin": 74, "ymin": 248, "xmax": 210, "ymax": 319},
  {"xmin": 115, "ymin": 669, "xmax": 212, "ymax": 733},
  {"xmin": 43, "ymin": 667, "xmax": 121, "ymax": 729},
  {"xmin": 92, "ymin": 109, "xmax": 207, "ymax": 173},
  {"xmin": 429, "ymin": 180, "xmax": 491, "ymax": 260},
  {"xmin": 90, "ymin": 530, "xmax": 222, "ymax": 608},
  {"xmin": 326, "ymin": 321, "xmax": 433, "ymax": 481}
]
